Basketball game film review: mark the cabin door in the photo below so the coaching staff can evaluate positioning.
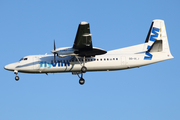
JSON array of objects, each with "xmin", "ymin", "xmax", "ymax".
[{"xmin": 121, "ymin": 56, "xmax": 128, "ymax": 65}]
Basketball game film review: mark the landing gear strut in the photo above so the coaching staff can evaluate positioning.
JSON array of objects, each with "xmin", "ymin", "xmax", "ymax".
[
  {"xmin": 74, "ymin": 56, "xmax": 87, "ymax": 85},
  {"xmin": 14, "ymin": 70, "xmax": 19, "ymax": 81},
  {"xmin": 81, "ymin": 56, "xmax": 87, "ymax": 73},
  {"xmin": 75, "ymin": 56, "xmax": 87, "ymax": 73}
]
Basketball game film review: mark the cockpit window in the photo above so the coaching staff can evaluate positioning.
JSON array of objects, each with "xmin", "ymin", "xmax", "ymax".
[
  {"xmin": 19, "ymin": 58, "xmax": 28, "ymax": 61},
  {"xmin": 19, "ymin": 58, "xmax": 23, "ymax": 61}
]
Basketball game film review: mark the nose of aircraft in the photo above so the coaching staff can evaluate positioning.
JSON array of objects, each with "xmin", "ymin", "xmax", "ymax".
[
  {"xmin": 4, "ymin": 65, "xmax": 8, "ymax": 70},
  {"xmin": 4, "ymin": 63, "xmax": 17, "ymax": 71}
]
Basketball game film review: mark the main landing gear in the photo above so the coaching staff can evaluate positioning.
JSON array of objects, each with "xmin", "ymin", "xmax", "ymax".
[
  {"xmin": 76, "ymin": 66, "xmax": 87, "ymax": 85},
  {"xmin": 78, "ymin": 73, "xmax": 85, "ymax": 85},
  {"xmin": 14, "ymin": 70, "xmax": 19, "ymax": 81},
  {"xmin": 74, "ymin": 56, "xmax": 87, "ymax": 85}
]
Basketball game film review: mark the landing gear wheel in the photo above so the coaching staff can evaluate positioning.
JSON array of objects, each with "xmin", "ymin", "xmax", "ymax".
[
  {"xmin": 79, "ymin": 78, "xmax": 85, "ymax": 85},
  {"xmin": 15, "ymin": 76, "xmax": 19, "ymax": 81},
  {"xmin": 81, "ymin": 66, "xmax": 87, "ymax": 73}
]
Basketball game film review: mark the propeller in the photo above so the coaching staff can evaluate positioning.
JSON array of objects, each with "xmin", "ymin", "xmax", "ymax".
[{"xmin": 53, "ymin": 40, "xmax": 57, "ymax": 63}]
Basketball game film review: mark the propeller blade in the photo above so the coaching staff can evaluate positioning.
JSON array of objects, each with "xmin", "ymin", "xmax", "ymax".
[
  {"xmin": 54, "ymin": 40, "xmax": 56, "ymax": 63},
  {"xmin": 54, "ymin": 40, "xmax": 56, "ymax": 51},
  {"xmin": 54, "ymin": 55, "xmax": 56, "ymax": 63}
]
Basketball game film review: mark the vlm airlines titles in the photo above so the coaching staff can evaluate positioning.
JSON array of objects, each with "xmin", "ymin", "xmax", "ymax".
[{"xmin": 40, "ymin": 61, "xmax": 70, "ymax": 68}]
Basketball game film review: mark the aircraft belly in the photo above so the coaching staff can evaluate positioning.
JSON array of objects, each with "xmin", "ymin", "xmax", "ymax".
[{"xmin": 39, "ymin": 66, "xmax": 71, "ymax": 73}]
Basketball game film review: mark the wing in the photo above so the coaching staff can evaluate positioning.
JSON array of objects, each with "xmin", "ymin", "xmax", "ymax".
[
  {"xmin": 73, "ymin": 22, "xmax": 92, "ymax": 50},
  {"xmin": 73, "ymin": 22, "xmax": 107, "ymax": 57}
]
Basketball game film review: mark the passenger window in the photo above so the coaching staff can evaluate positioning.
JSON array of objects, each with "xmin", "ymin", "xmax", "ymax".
[{"xmin": 116, "ymin": 58, "xmax": 118, "ymax": 60}]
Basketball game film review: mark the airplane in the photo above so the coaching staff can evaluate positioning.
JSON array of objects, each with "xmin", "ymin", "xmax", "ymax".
[{"xmin": 4, "ymin": 19, "xmax": 174, "ymax": 85}]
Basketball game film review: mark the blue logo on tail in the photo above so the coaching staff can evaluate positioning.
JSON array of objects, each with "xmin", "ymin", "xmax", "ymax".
[
  {"xmin": 149, "ymin": 27, "xmax": 160, "ymax": 42},
  {"xmin": 144, "ymin": 51, "xmax": 153, "ymax": 60},
  {"xmin": 144, "ymin": 27, "xmax": 160, "ymax": 60}
]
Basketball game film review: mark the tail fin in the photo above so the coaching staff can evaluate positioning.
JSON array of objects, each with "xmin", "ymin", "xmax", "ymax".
[{"xmin": 144, "ymin": 19, "xmax": 174, "ymax": 59}]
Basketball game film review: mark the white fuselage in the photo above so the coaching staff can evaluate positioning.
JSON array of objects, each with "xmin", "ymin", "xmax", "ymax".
[{"xmin": 4, "ymin": 46, "xmax": 173, "ymax": 74}]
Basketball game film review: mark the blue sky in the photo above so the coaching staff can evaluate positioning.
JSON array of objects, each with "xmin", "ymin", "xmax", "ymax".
[{"xmin": 0, "ymin": 0, "xmax": 179, "ymax": 120}]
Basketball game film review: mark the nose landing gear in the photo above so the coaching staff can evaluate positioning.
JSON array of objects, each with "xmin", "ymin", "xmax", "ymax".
[{"xmin": 14, "ymin": 70, "xmax": 19, "ymax": 81}]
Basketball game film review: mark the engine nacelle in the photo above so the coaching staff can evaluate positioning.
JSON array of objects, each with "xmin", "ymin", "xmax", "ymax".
[{"xmin": 51, "ymin": 47, "xmax": 76, "ymax": 57}]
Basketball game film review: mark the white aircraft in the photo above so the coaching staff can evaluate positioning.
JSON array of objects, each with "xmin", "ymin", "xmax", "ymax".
[{"xmin": 4, "ymin": 19, "xmax": 174, "ymax": 85}]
